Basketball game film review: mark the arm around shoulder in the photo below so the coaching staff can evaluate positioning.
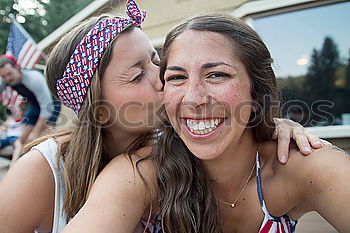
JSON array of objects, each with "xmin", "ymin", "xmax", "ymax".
[
  {"xmin": 61, "ymin": 154, "xmax": 157, "ymax": 233},
  {"xmin": 0, "ymin": 149, "xmax": 55, "ymax": 233}
]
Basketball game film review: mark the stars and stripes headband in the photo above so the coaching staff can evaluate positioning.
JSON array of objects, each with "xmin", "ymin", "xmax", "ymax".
[{"xmin": 56, "ymin": 0, "xmax": 146, "ymax": 114}]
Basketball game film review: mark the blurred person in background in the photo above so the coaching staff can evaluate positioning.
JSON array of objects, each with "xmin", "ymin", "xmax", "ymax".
[{"xmin": 0, "ymin": 55, "xmax": 61, "ymax": 145}]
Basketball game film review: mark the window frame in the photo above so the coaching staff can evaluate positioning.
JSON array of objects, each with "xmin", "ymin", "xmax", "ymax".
[{"xmin": 230, "ymin": 0, "xmax": 350, "ymax": 136}]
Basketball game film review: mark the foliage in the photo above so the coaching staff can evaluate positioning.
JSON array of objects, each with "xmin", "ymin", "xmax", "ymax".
[
  {"xmin": 0, "ymin": 0, "xmax": 94, "ymax": 54},
  {"xmin": 278, "ymin": 37, "xmax": 350, "ymax": 126}
]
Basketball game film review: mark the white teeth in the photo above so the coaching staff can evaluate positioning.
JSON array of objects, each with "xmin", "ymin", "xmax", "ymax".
[
  {"xmin": 205, "ymin": 121, "xmax": 211, "ymax": 129},
  {"xmin": 193, "ymin": 121, "xmax": 199, "ymax": 130},
  {"xmin": 186, "ymin": 118, "xmax": 223, "ymax": 135},
  {"xmin": 198, "ymin": 122, "xmax": 205, "ymax": 130}
]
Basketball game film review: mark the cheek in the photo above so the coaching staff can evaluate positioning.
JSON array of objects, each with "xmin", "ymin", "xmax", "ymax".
[
  {"xmin": 163, "ymin": 85, "xmax": 183, "ymax": 118},
  {"xmin": 215, "ymin": 81, "xmax": 252, "ymax": 122}
]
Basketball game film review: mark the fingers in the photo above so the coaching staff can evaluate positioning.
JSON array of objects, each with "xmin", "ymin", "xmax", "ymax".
[
  {"xmin": 277, "ymin": 130, "xmax": 290, "ymax": 164},
  {"xmin": 292, "ymin": 127, "xmax": 312, "ymax": 155},
  {"xmin": 320, "ymin": 139, "xmax": 332, "ymax": 146},
  {"xmin": 271, "ymin": 128, "xmax": 278, "ymax": 140},
  {"xmin": 305, "ymin": 131, "xmax": 323, "ymax": 149}
]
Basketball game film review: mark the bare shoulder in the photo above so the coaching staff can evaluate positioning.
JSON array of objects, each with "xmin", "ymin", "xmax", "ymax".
[
  {"xmin": 270, "ymin": 143, "xmax": 350, "ymax": 202},
  {"xmin": 278, "ymin": 146, "xmax": 350, "ymax": 231},
  {"xmin": 92, "ymin": 145, "xmax": 157, "ymax": 202},
  {"xmin": 0, "ymin": 149, "xmax": 55, "ymax": 232},
  {"xmin": 0, "ymin": 148, "xmax": 55, "ymax": 198},
  {"xmin": 62, "ymin": 146, "xmax": 157, "ymax": 232}
]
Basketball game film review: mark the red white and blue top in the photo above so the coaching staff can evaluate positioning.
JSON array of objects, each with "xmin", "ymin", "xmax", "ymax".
[
  {"xmin": 138, "ymin": 153, "xmax": 298, "ymax": 233},
  {"xmin": 256, "ymin": 154, "xmax": 298, "ymax": 233}
]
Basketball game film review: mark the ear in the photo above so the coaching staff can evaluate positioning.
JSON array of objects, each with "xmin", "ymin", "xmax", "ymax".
[{"xmin": 97, "ymin": 104, "xmax": 111, "ymax": 125}]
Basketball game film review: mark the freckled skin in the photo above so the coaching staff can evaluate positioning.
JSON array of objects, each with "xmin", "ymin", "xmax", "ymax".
[{"xmin": 163, "ymin": 30, "xmax": 253, "ymax": 160}]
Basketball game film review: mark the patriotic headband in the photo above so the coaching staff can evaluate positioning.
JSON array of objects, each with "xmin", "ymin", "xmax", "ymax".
[{"xmin": 56, "ymin": 0, "xmax": 146, "ymax": 114}]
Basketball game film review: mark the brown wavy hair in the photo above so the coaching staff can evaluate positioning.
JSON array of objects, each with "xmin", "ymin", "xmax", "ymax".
[
  {"xmin": 152, "ymin": 13, "xmax": 279, "ymax": 233},
  {"xmin": 25, "ymin": 15, "xmax": 153, "ymax": 221}
]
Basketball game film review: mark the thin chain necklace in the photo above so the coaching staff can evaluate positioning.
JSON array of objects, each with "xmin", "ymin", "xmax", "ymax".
[{"xmin": 217, "ymin": 161, "xmax": 256, "ymax": 208}]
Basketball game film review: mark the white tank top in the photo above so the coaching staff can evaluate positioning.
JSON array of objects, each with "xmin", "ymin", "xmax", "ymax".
[{"xmin": 32, "ymin": 138, "xmax": 67, "ymax": 233}]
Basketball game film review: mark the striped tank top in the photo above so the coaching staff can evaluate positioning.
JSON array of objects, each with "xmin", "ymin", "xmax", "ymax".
[
  {"xmin": 256, "ymin": 153, "xmax": 297, "ymax": 233},
  {"xmin": 137, "ymin": 153, "xmax": 298, "ymax": 233}
]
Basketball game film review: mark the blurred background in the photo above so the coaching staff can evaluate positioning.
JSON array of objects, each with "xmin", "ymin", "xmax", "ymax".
[{"xmin": 0, "ymin": 0, "xmax": 349, "ymax": 232}]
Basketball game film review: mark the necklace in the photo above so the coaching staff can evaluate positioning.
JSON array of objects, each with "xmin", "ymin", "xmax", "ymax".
[{"xmin": 217, "ymin": 161, "xmax": 256, "ymax": 208}]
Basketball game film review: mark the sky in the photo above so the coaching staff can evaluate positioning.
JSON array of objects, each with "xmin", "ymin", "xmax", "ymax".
[{"xmin": 252, "ymin": 1, "xmax": 350, "ymax": 78}]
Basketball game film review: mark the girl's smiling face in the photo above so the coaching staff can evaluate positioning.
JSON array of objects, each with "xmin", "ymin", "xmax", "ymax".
[{"xmin": 163, "ymin": 30, "xmax": 253, "ymax": 160}]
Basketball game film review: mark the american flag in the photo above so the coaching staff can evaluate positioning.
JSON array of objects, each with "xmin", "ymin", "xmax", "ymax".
[
  {"xmin": 6, "ymin": 19, "xmax": 43, "ymax": 69},
  {"xmin": 0, "ymin": 86, "xmax": 23, "ymax": 109}
]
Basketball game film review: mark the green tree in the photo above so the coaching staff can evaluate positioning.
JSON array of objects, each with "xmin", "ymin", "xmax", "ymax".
[
  {"xmin": 0, "ymin": 0, "xmax": 18, "ymax": 54},
  {"xmin": 304, "ymin": 37, "xmax": 339, "ymax": 99},
  {"xmin": 0, "ymin": 0, "xmax": 94, "ymax": 54},
  {"xmin": 346, "ymin": 49, "xmax": 350, "ymax": 89},
  {"xmin": 303, "ymin": 37, "xmax": 350, "ymax": 125}
]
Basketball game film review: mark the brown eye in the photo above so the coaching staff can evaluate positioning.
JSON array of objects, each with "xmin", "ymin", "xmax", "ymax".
[
  {"xmin": 207, "ymin": 72, "xmax": 230, "ymax": 79},
  {"xmin": 165, "ymin": 75, "xmax": 187, "ymax": 82}
]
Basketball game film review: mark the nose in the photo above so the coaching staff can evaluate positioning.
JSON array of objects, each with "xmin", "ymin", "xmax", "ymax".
[
  {"xmin": 147, "ymin": 65, "xmax": 163, "ymax": 92},
  {"xmin": 182, "ymin": 79, "xmax": 210, "ymax": 107}
]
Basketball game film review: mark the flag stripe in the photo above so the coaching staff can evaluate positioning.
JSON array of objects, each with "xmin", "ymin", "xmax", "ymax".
[
  {"xmin": 23, "ymin": 46, "xmax": 39, "ymax": 68},
  {"xmin": 17, "ymin": 42, "xmax": 33, "ymax": 65},
  {"xmin": 6, "ymin": 19, "xmax": 43, "ymax": 69},
  {"xmin": 26, "ymin": 50, "xmax": 42, "ymax": 68}
]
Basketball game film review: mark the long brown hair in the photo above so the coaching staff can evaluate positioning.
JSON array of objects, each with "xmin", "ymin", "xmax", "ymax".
[
  {"xmin": 26, "ymin": 15, "xmax": 150, "ymax": 221},
  {"xmin": 153, "ymin": 13, "xmax": 279, "ymax": 233}
]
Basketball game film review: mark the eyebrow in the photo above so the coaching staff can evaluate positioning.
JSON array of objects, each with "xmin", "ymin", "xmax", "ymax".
[
  {"xmin": 166, "ymin": 65, "xmax": 185, "ymax": 72},
  {"xmin": 166, "ymin": 62, "xmax": 235, "ymax": 72},
  {"xmin": 128, "ymin": 50, "xmax": 158, "ymax": 69},
  {"xmin": 202, "ymin": 62, "xmax": 235, "ymax": 69},
  {"xmin": 129, "ymin": 61, "xmax": 142, "ymax": 69}
]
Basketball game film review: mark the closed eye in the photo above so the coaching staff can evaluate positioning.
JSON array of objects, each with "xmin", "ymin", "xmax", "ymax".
[{"xmin": 131, "ymin": 71, "xmax": 144, "ymax": 82}]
